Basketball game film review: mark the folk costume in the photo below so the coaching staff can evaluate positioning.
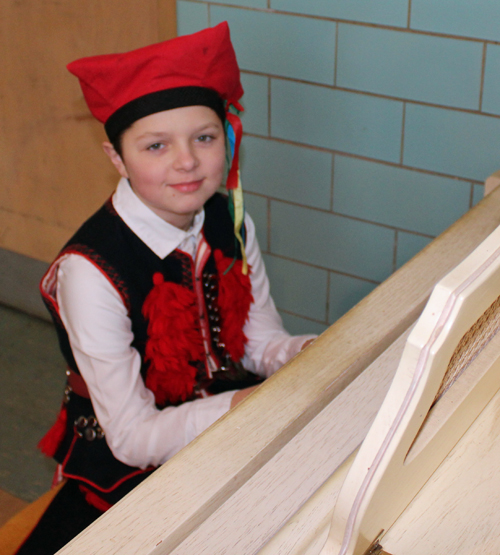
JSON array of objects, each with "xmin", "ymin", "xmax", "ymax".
[{"xmin": 17, "ymin": 22, "xmax": 315, "ymax": 555}]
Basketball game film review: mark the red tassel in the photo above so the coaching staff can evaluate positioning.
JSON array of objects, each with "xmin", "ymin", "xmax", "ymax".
[
  {"xmin": 38, "ymin": 405, "xmax": 68, "ymax": 457},
  {"xmin": 142, "ymin": 273, "xmax": 204, "ymax": 406},
  {"xmin": 214, "ymin": 250, "xmax": 253, "ymax": 361}
]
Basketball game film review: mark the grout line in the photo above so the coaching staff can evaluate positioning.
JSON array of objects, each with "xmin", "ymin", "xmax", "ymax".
[
  {"xmin": 260, "ymin": 73, "xmax": 500, "ymax": 120},
  {"xmin": 278, "ymin": 308, "xmax": 329, "ymax": 326},
  {"xmin": 267, "ymin": 197, "xmax": 272, "ymax": 253},
  {"xmin": 325, "ymin": 271, "xmax": 331, "ymax": 323},
  {"xmin": 190, "ymin": 1, "xmax": 500, "ymax": 46},
  {"xmin": 393, "ymin": 230, "xmax": 399, "ymax": 273},
  {"xmin": 400, "ymin": 102, "xmax": 406, "ymax": 165},
  {"xmin": 207, "ymin": 3, "xmax": 211, "ymax": 26},
  {"xmin": 263, "ymin": 251, "xmax": 383, "ymax": 284},
  {"xmin": 334, "ymin": 21, "xmax": 339, "ymax": 87},
  {"xmin": 330, "ymin": 153, "xmax": 335, "ymax": 212},
  {"xmin": 247, "ymin": 193, "xmax": 438, "ymax": 237},
  {"xmin": 469, "ymin": 183, "xmax": 475, "ymax": 208},
  {"xmin": 407, "ymin": 0, "xmax": 412, "ymax": 29},
  {"xmin": 479, "ymin": 42, "xmax": 487, "ymax": 112},
  {"xmin": 243, "ymin": 132, "xmax": 485, "ymax": 185},
  {"xmin": 267, "ymin": 76, "xmax": 272, "ymax": 137}
]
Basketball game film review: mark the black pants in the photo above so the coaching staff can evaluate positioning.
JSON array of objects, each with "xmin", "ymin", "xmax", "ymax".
[{"xmin": 15, "ymin": 480, "xmax": 103, "ymax": 555}]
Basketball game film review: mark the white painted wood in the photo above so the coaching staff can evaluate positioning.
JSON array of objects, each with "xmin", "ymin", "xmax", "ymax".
[
  {"xmin": 383, "ymin": 342, "xmax": 500, "ymax": 554},
  {"xmin": 169, "ymin": 330, "xmax": 409, "ymax": 555},
  {"xmin": 55, "ymin": 185, "xmax": 500, "ymax": 555},
  {"xmin": 320, "ymin": 223, "xmax": 500, "ymax": 555}
]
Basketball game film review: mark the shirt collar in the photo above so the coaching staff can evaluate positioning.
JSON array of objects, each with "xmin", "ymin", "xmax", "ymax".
[{"xmin": 111, "ymin": 178, "xmax": 205, "ymax": 259}]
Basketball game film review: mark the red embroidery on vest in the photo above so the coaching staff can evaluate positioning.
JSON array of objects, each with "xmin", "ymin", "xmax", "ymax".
[{"xmin": 142, "ymin": 273, "xmax": 204, "ymax": 406}]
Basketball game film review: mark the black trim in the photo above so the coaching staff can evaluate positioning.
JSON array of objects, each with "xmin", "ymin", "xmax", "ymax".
[{"xmin": 105, "ymin": 86, "xmax": 226, "ymax": 142}]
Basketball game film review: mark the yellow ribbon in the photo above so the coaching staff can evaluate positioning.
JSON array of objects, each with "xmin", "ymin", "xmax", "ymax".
[{"xmin": 232, "ymin": 170, "xmax": 248, "ymax": 275}]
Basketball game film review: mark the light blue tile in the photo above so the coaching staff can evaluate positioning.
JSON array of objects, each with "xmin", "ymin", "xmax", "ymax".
[
  {"xmin": 337, "ymin": 25, "xmax": 482, "ymax": 110},
  {"xmin": 270, "ymin": 201, "xmax": 395, "ymax": 281},
  {"xmin": 396, "ymin": 232, "xmax": 433, "ymax": 269},
  {"xmin": 241, "ymin": 136, "xmax": 332, "ymax": 210},
  {"xmin": 244, "ymin": 193, "xmax": 268, "ymax": 251},
  {"xmin": 403, "ymin": 104, "xmax": 500, "ymax": 182},
  {"xmin": 176, "ymin": 1, "xmax": 209, "ymax": 35},
  {"xmin": 208, "ymin": 0, "xmax": 267, "ymax": 7},
  {"xmin": 333, "ymin": 156, "xmax": 471, "ymax": 236},
  {"xmin": 279, "ymin": 311, "xmax": 328, "ymax": 336},
  {"xmin": 411, "ymin": 0, "xmax": 500, "ymax": 42},
  {"xmin": 271, "ymin": 0, "xmax": 408, "ymax": 27},
  {"xmin": 271, "ymin": 79, "xmax": 403, "ymax": 163},
  {"xmin": 211, "ymin": 8, "xmax": 336, "ymax": 84},
  {"xmin": 328, "ymin": 273, "xmax": 377, "ymax": 323},
  {"xmin": 472, "ymin": 184, "xmax": 484, "ymax": 206},
  {"xmin": 482, "ymin": 45, "xmax": 500, "ymax": 116},
  {"xmin": 240, "ymin": 73, "xmax": 268, "ymax": 136},
  {"xmin": 263, "ymin": 254, "xmax": 328, "ymax": 321}
]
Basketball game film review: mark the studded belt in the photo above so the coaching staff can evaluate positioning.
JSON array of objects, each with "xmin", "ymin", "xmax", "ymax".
[
  {"xmin": 65, "ymin": 370, "xmax": 104, "ymax": 441},
  {"xmin": 74, "ymin": 414, "xmax": 105, "ymax": 441}
]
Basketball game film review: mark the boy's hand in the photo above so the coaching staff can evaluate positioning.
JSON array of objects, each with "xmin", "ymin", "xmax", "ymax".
[{"xmin": 230, "ymin": 385, "xmax": 259, "ymax": 409}]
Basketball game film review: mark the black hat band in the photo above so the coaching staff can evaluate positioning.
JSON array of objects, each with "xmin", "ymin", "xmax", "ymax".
[{"xmin": 105, "ymin": 86, "xmax": 226, "ymax": 143}]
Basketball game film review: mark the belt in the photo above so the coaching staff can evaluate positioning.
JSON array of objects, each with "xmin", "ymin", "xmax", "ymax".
[{"xmin": 66, "ymin": 369, "xmax": 90, "ymax": 399}]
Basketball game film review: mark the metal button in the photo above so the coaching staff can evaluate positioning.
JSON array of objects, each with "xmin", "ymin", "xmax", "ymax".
[
  {"xmin": 84, "ymin": 428, "xmax": 97, "ymax": 441},
  {"xmin": 76, "ymin": 416, "xmax": 88, "ymax": 428}
]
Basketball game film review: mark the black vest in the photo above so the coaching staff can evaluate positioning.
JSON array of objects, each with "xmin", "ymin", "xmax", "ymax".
[{"xmin": 41, "ymin": 193, "xmax": 260, "ymax": 504}]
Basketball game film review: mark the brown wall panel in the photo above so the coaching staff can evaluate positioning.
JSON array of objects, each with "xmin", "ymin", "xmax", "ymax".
[{"xmin": 0, "ymin": 0, "xmax": 177, "ymax": 262}]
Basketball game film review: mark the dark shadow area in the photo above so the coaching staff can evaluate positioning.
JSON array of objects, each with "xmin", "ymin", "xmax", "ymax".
[{"xmin": 0, "ymin": 304, "xmax": 65, "ymax": 501}]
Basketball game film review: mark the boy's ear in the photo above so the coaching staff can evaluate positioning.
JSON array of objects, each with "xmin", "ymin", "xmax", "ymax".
[{"xmin": 102, "ymin": 142, "xmax": 129, "ymax": 179}]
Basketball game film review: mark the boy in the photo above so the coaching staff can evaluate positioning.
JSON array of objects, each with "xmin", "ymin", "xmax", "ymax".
[{"xmin": 18, "ymin": 22, "xmax": 315, "ymax": 554}]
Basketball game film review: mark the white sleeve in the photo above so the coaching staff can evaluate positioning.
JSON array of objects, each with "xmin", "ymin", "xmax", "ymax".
[
  {"xmin": 56, "ymin": 254, "xmax": 235, "ymax": 469},
  {"xmin": 242, "ymin": 213, "xmax": 317, "ymax": 377}
]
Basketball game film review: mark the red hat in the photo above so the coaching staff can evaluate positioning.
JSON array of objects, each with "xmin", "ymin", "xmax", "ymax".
[{"xmin": 67, "ymin": 22, "xmax": 244, "ymax": 142}]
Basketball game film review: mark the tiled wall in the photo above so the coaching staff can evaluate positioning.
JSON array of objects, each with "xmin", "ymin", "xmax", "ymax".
[{"xmin": 177, "ymin": 0, "xmax": 500, "ymax": 335}]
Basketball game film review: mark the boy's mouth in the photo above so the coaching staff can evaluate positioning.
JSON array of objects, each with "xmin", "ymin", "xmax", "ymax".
[{"xmin": 169, "ymin": 179, "xmax": 203, "ymax": 193}]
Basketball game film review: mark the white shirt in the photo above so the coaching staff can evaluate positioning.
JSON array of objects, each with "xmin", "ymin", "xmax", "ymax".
[{"xmin": 56, "ymin": 178, "xmax": 315, "ymax": 468}]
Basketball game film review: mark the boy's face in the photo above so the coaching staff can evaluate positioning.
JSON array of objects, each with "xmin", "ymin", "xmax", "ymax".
[{"xmin": 103, "ymin": 105, "xmax": 226, "ymax": 230}]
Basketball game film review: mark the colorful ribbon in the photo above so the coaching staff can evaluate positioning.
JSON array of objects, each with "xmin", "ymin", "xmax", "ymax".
[{"xmin": 225, "ymin": 101, "xmax": 248, "ymax": 275}]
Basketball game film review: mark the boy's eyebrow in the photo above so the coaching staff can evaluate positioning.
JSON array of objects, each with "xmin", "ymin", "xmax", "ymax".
[{"xmin": 135, "ymin": 122, "xmax": 221, "ymax": 142}]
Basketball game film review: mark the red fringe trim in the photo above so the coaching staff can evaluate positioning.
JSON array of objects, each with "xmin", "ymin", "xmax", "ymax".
[
  {"xmin": 142, "ymin": 272, "xmax": 204, "ymax": 406},
  {"xmin": 214, "ymin": 250, "xmax": 253, "ymax": 361},
  {"xmin": 142, "ymin": 255, "xmax": 252, "ymax": 405},
  {"xmin": 79, "ymin": 485, "xmax": 113, "ymax": 512},
  {"xmin": 38, "ymin": 405, "xmax": 67, "ymax": 457}
]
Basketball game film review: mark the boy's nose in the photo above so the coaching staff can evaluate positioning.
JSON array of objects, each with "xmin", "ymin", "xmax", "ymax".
[{"xmin": 173, "ymin": 144, "xmax": 199, "ymax": 171}]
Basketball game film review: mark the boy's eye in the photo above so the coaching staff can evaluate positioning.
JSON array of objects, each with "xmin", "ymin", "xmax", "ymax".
[
  {"xmin": 196, "ymin": 134, "xmax": 214, "ymax": 143},
  {"xmin": 147, "ymin": 143, "xmax": 164, "ymax": 151}
]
